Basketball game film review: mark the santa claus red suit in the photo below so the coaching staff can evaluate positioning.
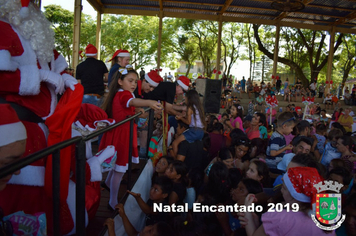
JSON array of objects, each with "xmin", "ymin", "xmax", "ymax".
[{"xmin": 0, "ymin": 0, "xmax": 110, "ymax": 234}]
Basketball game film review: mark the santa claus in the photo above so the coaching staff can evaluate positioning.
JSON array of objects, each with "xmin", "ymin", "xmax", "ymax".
[{"xmin": 0, "ymin": 0, "xmax": 110, "ymax": 234}]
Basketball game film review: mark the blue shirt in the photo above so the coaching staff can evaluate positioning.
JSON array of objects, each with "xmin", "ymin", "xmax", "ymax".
[
  {"xmin": 108, "ymin": 63, "xmax": 121, "ymax": 86},
  {"xmin": 266, "ymin": 131, "xmax": 286, "ymax": 160}
]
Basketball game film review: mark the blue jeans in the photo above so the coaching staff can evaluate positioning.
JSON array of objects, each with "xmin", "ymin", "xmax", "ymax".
[{"xmin": 82, "ymin": 95, "xmax": 102, "ymax": 106}]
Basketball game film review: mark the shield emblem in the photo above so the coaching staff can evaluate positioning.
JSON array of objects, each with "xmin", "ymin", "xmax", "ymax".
[{"xmin": 315, "ymin": 193, "xmax": 342, "ymax": 225}]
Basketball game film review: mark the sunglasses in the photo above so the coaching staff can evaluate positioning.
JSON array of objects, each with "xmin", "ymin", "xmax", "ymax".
[{"xmin": 238, "ymin": 139, "xmax": 251, "ymax": 146}]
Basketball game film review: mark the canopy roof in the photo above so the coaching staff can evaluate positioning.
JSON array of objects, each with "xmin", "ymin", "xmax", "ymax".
[{"xmin": 87, "ymin": 0, "xmax": 356, "ymax": 34}]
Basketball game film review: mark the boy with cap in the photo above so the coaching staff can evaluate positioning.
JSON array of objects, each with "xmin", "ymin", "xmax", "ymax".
[{"xmin": 76, "ymin": 44, "xmax": 108, "ymax": 106}]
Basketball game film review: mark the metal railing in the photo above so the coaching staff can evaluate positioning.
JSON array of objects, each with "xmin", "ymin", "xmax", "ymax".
[{"xmin": 0, "ymin": 108, "xmax": 154, "ymax": 236}]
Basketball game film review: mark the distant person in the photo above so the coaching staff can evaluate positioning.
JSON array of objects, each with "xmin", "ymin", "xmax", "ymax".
[
  {"xmin": 140, "ymin": 68, "xmax": 145, "ymax": 78},
  {"xmin": 107, "ymin": 49, "xmax": 130, "ymax": 85},
  {"xmin": 76, "ymin": 44, "xmax": 108, "ymax": 106}
]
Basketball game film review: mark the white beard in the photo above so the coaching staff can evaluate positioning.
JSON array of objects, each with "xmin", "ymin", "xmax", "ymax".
[{"xmin": 0, "ymin": 0, "xmax": 55, "ymax": 64}]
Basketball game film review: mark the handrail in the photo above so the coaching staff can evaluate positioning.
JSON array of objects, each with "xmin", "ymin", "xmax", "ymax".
[{"xmin": 0, "ymin": 107, "xmax": 153, "ymax": 236}]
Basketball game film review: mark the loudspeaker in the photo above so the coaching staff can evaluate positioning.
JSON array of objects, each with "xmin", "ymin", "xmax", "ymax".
[{"xmin": 195, "ymin": 79, "xmax": 222, "ymax": 113}]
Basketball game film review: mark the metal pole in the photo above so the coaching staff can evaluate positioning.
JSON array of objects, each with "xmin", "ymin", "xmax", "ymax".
[
  {"xmin": 127, "ymin": 119, "xmax": 134, "ymax": 190},
  {"xmin": 52, "ymin": 149, "xmax": 60, "ymax": 236},
  {"xmin": 75, "ymin": 140, "xmax": 86, "ymax": 235},
  {"xmin": 146, "ymin": 109, "xmax": 155, "ymax": 158},
  {"xmin": 216, "ymin": 15, "xmax": 222, "ymax": 79}
]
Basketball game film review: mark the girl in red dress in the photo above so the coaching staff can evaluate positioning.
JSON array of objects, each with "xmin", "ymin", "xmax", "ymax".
[{"xmin": 100, "ymin": 65, "xmax": 162, "ymax": 209}]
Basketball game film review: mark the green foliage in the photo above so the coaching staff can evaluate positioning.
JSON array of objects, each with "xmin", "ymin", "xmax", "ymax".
[{"xmin": 44, "ymin": 4, "xmax": 96, "ymax": 66}]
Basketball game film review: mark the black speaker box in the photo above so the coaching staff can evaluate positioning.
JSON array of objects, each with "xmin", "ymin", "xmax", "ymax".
[{"xmin": 195, "ymin": 79, "xmax": 222, "ymax": 114}]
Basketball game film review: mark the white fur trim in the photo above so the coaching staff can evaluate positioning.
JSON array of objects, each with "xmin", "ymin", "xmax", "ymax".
[
  {"xmin": 93, "ymin": 119, "xmax": 115, "ymax": 127},
  {"xmin": 8, "ymin": 165, "xmax": 45, "ymax": 186},
  {"xmin": 85, "ymin": 53, "xmax": 97, "ymax": 57},
  {"xmin": 283, "ymin": 172, "xmax": 310, "ymax": 203},
  {"xmin": 117, "ymin": 52, "xmax": 130, "ymax": 57},
  {"xmin": 42, "ymin": 87, "xmax": 57, "ymax": 120},
  {"xmin": 0, "ymin": 122, "xmax": 27, "ymax": 146},
  {"xmin": 126, "ymin": 97, "xmax": 134, "ymax": 108},
  {"xmin": 19, "ymin": 7, "xmax": 30, "ymax": 19},
  {"xmin": 18, "ymin": 65, "xmax": 41, "ymax": 95},
  {"xmin": 113, "ymin": 156, "xmax": 139, "ymax": 172},
  {"xmin": 87, "ymin": 157, "xmax": 102, "ymax": 182},
  {"xmin": 65, "ymin": 180, "xmax": 89, "ymax": 235},
  {"xmin": 144, "ymin": 73, "xmax": 159, "ymax": 87},
  {"xmin": 0, "ymin": 50, "xmax": 19, "ymax": 71},
  {"xmin": 53, "ymin": 54, "xmax": 68, "ymax": 74},
  {"xmin": 177, "ymin": 80, "xmax": 189, "ymax": 91}
]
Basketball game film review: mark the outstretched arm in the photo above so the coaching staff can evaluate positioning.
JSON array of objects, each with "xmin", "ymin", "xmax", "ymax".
[
  {"xmin": 129, "ymin": 98, "xmax": 162, "ymax": 111},
  {"xmin": 127, "ymin": 191, "xmax": 155, "ymax": 215},
  {"xmin": 116, "ymin": 204, "xmax": 139, "ymax": 236}
]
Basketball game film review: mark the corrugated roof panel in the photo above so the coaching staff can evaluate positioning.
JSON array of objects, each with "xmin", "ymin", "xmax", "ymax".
[
  {"xmin": 227, "ymin": 7, "xmax": 278, "ymax": 17},
  {"xmin": 163, "ymin": 2, "xmax": 220, "ymax": 11},
  {"xmin": 164, "ymin": 8, "xmax": 217, "ymax": 15},
  {"xmin": 102, "ymin": 0, "xmax": 158, "ymax": 7},
  {"xmin": 223, "ymin": 12, "xmax": 275, "ymax": 21},
  {"xmin": 169, "ymin": 0, "xmax": 225, "ymax": 4},
  {"xmin": 231, "ymin": 0, "xmax": 271, "ymax": 9},
  {"xmin": 311, "ymin": 0, "xmax": 356, "ymax": 9}
]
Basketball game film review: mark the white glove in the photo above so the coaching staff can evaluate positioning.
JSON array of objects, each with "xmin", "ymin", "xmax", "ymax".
[
  {"xmin": 62, "ymin": 73, "xmax": 78, "ymax": 91},
  {"xmin": 39, "ymin": 69, "xmax": 65, "ymax": 94}
]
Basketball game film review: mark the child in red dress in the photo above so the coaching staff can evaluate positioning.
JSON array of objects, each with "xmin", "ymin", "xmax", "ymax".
[{"xmin": 100, "ymin": 65, "xmax": 162, "ymax": 209}]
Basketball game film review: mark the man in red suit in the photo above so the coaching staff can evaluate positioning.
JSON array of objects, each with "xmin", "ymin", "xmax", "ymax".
[{"xmin": 0, "ymin": 0, "xmax": 109, "ymax": 234}]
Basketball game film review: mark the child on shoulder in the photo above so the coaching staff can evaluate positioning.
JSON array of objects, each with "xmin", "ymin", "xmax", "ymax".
[
  {"xmin": 99, "ymin": 65, "xmax": 162, "ymax": 209},
  {"xmin": 172, "ymin": 90, "xmax": 205, "ymax": 157}
]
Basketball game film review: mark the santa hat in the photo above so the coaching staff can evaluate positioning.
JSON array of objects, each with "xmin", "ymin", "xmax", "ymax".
[
  {"xmin": 75, "ymin": 103, "xmax": 115, "ymax": 132},
  {"xmin": 145, "ymin": 70, "xmax": 163, "ymax": 87},
  {"xmin": 0, "ymin": 104, "xmax": 27, "ymax": 147},
  {"xmin": 283, "ymin": 167, "xmax": 323, "ymax": 204},
  {"xmin": 177, "ymin": 76, "xmax": 190, "ymax": 91},
  {"xmin": 108, "ymin": 49, "xmax": 130, "ymax": 62},
  {"xmin": 19, "ymin": 0, "xmax": 30, "ymax": 19},
  {"xmin": 85, "ymin": 44, "xmax": 97, "ymax": 57},
  {"xmin": 295, "ymin": 106, "xmax": 302, "ymax": 112}
]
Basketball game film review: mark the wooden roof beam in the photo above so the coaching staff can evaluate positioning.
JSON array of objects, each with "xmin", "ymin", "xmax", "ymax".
[
  {"xmin": 220, "ymin": 0, "xmax": 234, "ymax": 14},
  {"xmin": 86, "ymin": 0, "xmax": 104, "ymax": 14}
]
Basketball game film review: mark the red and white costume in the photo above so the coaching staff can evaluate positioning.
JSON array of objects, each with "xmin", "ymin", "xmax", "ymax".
[
  {"xmin": 99, "ymin": 90, "xmax": 139, "ymax": 172},
  {"xmin": 0, "ymin": 4, "xmax": 112, "ymax": 234}
]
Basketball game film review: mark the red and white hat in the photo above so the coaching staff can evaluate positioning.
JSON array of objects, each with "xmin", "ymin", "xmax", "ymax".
[
  {"xmin": 0, "ymin": 104, "xmax": 27, "ymax": 147},
  {"xmin": 177, "ymin": 76, "xmax": 190, "ymax": 91},
  {"xmin": 108, "ymin": 49, "xmax": 130, "ymax": 62},
  {"xmin": 283, "ymin": 167, "xmax": 323, "ymax": 204},
  {"xmin": 75, "ymin": 104, "xmax": 115, "ymax": 132},
  {"xmin": 85, "ymin": 44, "xmax": 97, "ymax": 56},
  {"xmin": 145, "ymin": 70, "xmax": 163, "ymax": 87},
  {"xmin": 295, "ymin": 106, "xmax": 302, "ymax": 112},
  {"xmin": 19, "ymin": 0, "xmax": 30, "ymax": 19}
]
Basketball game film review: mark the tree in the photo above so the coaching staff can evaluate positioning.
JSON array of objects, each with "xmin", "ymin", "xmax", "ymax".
[
  {"xmin": 220, "ymin": 23, "xmax": 243, "ymax": 77},
  {"xmin": 44, "ymin": 4, "xmax": 96, "ymax": 66},
  {"xmin": 44, "ymin": 5, "xmax": 73, "ymax": 65},
  {"xmin": 253, "ymin": 24, "xmax": 344, "ymax": 86},
  {"xmin": 335, "ymin": 34, "xmax": 356, "ymax": 86}
]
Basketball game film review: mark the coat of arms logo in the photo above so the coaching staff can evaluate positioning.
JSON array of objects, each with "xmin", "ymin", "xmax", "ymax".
[{"xmin": 311, "ymin": 180, "xmax": 346, "ymax": 230}]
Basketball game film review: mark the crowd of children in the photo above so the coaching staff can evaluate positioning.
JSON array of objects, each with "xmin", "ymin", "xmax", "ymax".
[{"xmin": 101, "ymin": 71, "xmax": 355, "ymax": 236}]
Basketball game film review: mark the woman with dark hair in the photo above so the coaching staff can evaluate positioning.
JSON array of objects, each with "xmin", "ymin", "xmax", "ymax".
[
  {"xmin": 336, "ymin": 135, "xmax": 356, "ymax": 174},
  {"xmin": 232, "ymin": 137, "xmax": 251, "ymax": 172},
  {"xmin": 331, "ymin": 122, "xmax": 347, "ymax": 135},
  {"xmin": 246, "ymin": 159, "xmax": 271, "ymax": 187},
  {"xmin": 249, "ymin": 138, "xmax": 267, "ymax": 160}
]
